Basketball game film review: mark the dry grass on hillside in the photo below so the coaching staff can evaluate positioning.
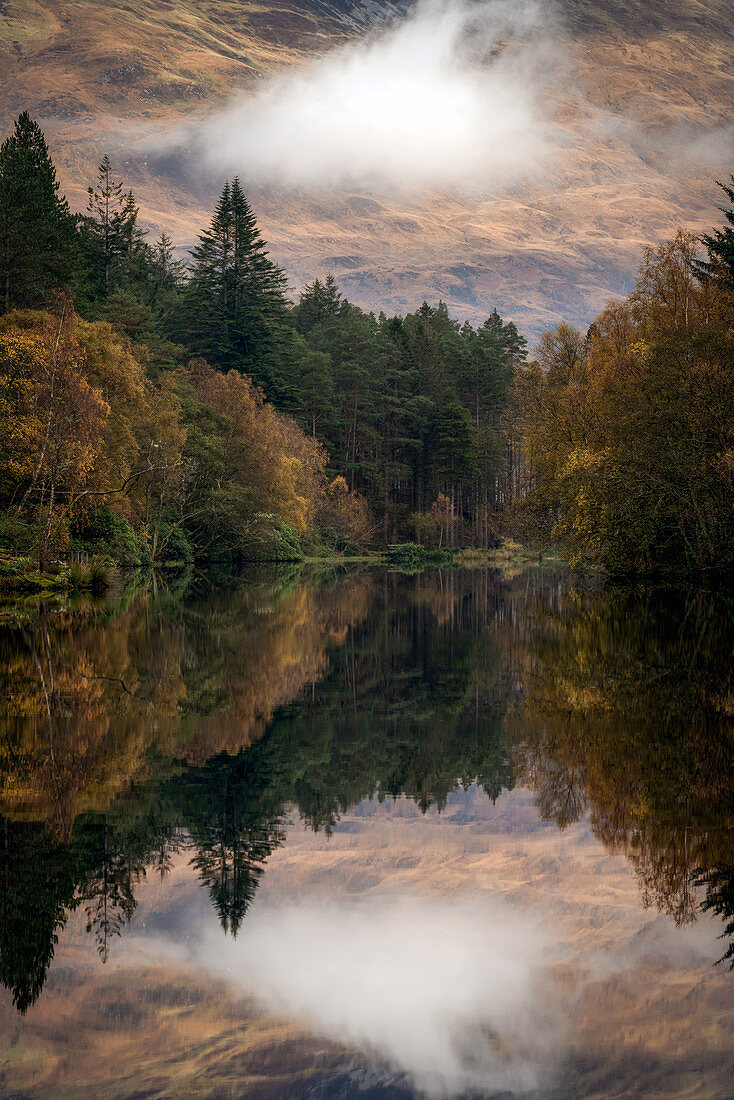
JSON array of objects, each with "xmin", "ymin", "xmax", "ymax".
[{"xmin": 1, "ymin": 1, "xmax": 733, "ymax": 333}]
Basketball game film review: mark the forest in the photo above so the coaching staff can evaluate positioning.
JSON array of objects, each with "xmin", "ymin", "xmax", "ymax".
[{"xmin": 1, "ymin": 111, "xmax": 733, "ymax": 577}]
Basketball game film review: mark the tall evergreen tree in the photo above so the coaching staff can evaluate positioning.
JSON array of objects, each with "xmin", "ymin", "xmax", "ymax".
[
  {"xmin": 698, "ymin": 176, "xmax": 734, "ymax": 285},
  {"xmin": 0, "ymin": 112, "xmax": 76, "ymax": 313},
  {"xmin": 175, "ymin": 177, "xmax": 289, "ymax": 386},
  {"xmin": 82, "ymin": 156, "xmax": 140, "ymax": 298},
  {"xmin": 294, "ymin": 272, "xmax": 342, "ymax": 334},
  {"xmin": 152, "ymin": 231, "xmax": 186, "ymax": 292}
]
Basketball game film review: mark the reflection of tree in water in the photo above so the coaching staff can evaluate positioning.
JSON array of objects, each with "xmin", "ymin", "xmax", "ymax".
[
  {"xmin": 180, "ymin": 754, "xmax": 287, "ymax": 937},
  {"xmin": 0, "ymin": 567, "xmax": 354, "ymax": 838},
  {"xmin": 0, "ymin": 568, "xmax": 515, "ymax": 1010},
  {"xmin": 77, "ymin": 819, "xmax": 146, "ymax": 961},
  {"xmin": 510, "ymin": 583, "xmax": 734, "ymax": 955},
  {"xmin": 696, "ymin": 867, "xmax": 734, "ymax": 970},
  {"xmin": 2, "ymin": 569, "xmax": 733, "ymax": 1014},
  {"xmin": 0, "ymin": 819, "xmax": 78, "ymax": 1013}
]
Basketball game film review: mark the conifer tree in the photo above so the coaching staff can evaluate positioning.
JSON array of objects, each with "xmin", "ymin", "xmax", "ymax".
[
  {"xmin": 698, "ymin": 176, "xmax": 734, "ymax": 285},
  {"xmin": 83, "ymin": 156, "xmax": 139, "ymax": 298},
  {"xmin": 0, "ymin": 112, "xmax": 76, "ymax": 313},
  {"xmin": 152, "ymin": 232, "xmax": 186, "ymax": 291},
  {"xmin": 176, "ymin": 177, "xmax": 288, "ymax": 384},
  {"xmin": 294, "ymin": 272, "xmax": 342, "ymax": 334}
]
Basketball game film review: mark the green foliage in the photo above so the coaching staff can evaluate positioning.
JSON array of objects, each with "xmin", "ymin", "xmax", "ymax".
[
  {"xmin": 240, "ymin": 515, "xmax": 304, "ymax": 562},
  {"xmin": 388, "ymin": 541, "xmax": 426, "ymax": 566},
  {"xmin": 88, "ymin": 555, "xmax": 113, "ymax": 591},
  {"xmin": 79, "ymin": 156, "xmax": 141, "ymax": 300},
  {"xmin": 280, "ymin": 294, "xmax": 522, "ymax": 544},
  {"xmin": 74, "ymin": 505, "xmax": 141, "ymax": 565},
  {"xmin": 65, "ymin": 562, "xmax": 86, "ymax": 589},
  {"xmin": 65, "ymin": 555, "xmax": 114, "ymax": 592},
  {"xmin": 170, "ymin": 177, "xmax": 289, "ymax": 387},
  {"xmin": 0, "ymin": 514, "xmax": 38, "ymax": 553},
  {"xmin": 698, "ymin": 175, "xmax": 734, "ymax": 287},
  {"xmin": 0, "ymin": 112, "xmax": 527, "ymax": 560},
  {"xmin": 0, "ymin": 112, "xmax": 78, "ymax": 313},
  {"xmin": 151, "ymin": 518, "xmax": 194, "ymax": 566},
  {"xmin": 388, "ymin": 542, "xmax": 457, "ymax": 571}
]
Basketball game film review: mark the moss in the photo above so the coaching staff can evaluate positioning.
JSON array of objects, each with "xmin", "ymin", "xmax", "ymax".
[{"xmin": 0, "ymin": 567, "xmax": 67, "ymax": 594}]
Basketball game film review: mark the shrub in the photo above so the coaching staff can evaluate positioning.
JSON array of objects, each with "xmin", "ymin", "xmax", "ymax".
[
  {"xmin": 388, "ymin": 542, "xmax": 427, "ymax": 565},
  {"xmin": 388, "ymin": 542, "xmax": 456, "ymax": 571},
  {"xmin": 88, "ymin": 555, "xmax": 113, "ymax": 591},
  {"xmin": 152, "ymin": 521, "xmax": 194, "ymax": 566},
  {"xmin": 317, "ymin": 477, "xmax": 374, "ymax": 551},
  {"xmin": 239, "ymin": 515, "xmax": 304, "ymax": 562},
  {"xmin": 74, "ymin": 505, "xmax": 141, "ymax": 565},
  {"xmin": 0, "ymin": 514, "xmax": 38, "ymax": 553},
  {"xmin": 66, "ymin": 562, "xmax": 86, "ymax": 590}
]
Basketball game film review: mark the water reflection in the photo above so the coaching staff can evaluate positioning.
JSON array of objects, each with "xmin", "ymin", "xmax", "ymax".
[
  {"xmin": 162, "ymin": 896, "xmax": 559, "ymax": 1099},
  {"xmin": 508, "ymin": 585, "xmax": 734, "ymax": 941},
  {"xmin": 0, "ymin": 567, "xmax": 732, "ymax": 1028}
]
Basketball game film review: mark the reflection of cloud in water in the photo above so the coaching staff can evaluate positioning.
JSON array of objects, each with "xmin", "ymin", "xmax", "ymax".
[{"xmin": 176, "ymin": 897, "xmax": 562, "ymax": 1098}]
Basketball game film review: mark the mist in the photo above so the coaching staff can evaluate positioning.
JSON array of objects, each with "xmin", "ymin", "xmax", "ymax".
[
  {"xmin": 170, "ymin": 0, "xmax": 564, "ymax": 194},
  {"xmin": 151, "ymin": 895, "xmax": 563, "ymax": 1098}
]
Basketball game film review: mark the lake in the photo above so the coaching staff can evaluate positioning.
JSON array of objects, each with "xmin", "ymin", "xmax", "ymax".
[{"xmin": 0, "ymin": 565, "xmax": 732, "ymax": 1099}]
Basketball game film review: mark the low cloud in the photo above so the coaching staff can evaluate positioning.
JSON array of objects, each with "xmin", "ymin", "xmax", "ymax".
[
  {"xmin": 168, "ymin": 0, "xmax": 565, "ymax": 194},
  {"xmin": 154, "ymin": 895, "xmax": 563, "ymax": 1098}
]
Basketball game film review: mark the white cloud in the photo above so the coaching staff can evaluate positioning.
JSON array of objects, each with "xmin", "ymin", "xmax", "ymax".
[{"xmin": 174, "ymin": 0, "xmax": 565, "ymax": 194}]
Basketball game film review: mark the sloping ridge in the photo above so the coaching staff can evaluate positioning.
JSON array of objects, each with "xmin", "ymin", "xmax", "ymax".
[{"xmin": 1, "ymin": 0, "xmax": 733, "ymax": 335}]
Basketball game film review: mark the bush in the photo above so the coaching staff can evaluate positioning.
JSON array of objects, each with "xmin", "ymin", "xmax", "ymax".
[
  {"xmin": 0, "ymin": 514, "xmax": 38, "ymax": 554},
  {"xmin": 152, "ymin": 520, "xmax": 194, "ymax": 566},
  {"xmin": 66, "ymin": 562, "xmax": 86, "ymax": 590},
  {"xmin": 75, "ymin": 505, "xmax": 141, "ymax": 565},
  {"xmin": 388, "ymin": 542, "xmax": 427, "ymax": 565},
  {"xmin": 388, "ymin": 542, "xmax": 456, "ymax": 571},
  {"xmin": 317, "ymin": 477, "xmax": 374, "ymax": 551},
  {"xmin": 239, "ymin": 515, "xmax": 304, "ymax": 562},
  {"xmin": 0, "ymin": 555, "xmax": 35, "ymax": 577},
  {"xmin": 88, "ymin": 555, "xmax": 113, "ymax": 591},
  {"xmin": 313, "ymin": 526, "xmax": 365, "ymax": 557}
]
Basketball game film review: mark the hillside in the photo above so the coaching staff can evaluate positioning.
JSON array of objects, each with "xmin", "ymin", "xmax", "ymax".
[{"xmin": 1, "ymin": 0, "xmax": 733, "ymax": 335}]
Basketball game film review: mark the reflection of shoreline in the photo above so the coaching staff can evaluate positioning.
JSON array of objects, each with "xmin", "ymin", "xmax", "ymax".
[
  {"xmin": 0, "ymin": 567, "xmax": 733, "ymax": 1020},
  {"xmin": 0, "ymin": 571, "xmax": 374, "ymax": 834},
  {"xmin": 506, "ymin": 585, "xmax": 734, "ymax": 935}
]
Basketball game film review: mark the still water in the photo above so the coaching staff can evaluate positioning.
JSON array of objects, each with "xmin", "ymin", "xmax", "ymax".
[{"xmin": 0, "ymin": 566, "xmax": 732, "ymax": 1099}]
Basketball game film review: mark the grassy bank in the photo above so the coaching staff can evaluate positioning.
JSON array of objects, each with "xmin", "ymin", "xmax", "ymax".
[
  {"xmin": 305, "ymin": 541, "xmax": 552, "ymax": 571},
  {"xmin": 0, "ymin": 554, "xmax": 117, "ymax": 596}
]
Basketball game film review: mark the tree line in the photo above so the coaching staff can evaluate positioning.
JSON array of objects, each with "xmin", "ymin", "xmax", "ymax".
[
  {"xmin": 512, "ymin": 200, "xmax": 734, "ymax": 576},
  {"xmin": 0, "ymin": 113, "xmax": 524, "ymax": 568},
  {"xmin": 2, "ymin": 109, "xmax": 732, "ymax": 575}
]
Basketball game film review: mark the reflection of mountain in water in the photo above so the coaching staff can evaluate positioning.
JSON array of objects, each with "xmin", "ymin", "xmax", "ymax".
[{"xmin": 0, "ymin": 568, "xmax": 733, "ymax": 1012}]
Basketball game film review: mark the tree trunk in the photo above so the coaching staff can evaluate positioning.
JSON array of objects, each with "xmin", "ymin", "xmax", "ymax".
[{"xmin": 39, "ymin": 482, "xmax": 54, "ymax": 572}]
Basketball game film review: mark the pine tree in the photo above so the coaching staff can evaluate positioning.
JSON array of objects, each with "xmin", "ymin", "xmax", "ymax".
[
  {"xmin": 176, "ymin": 177, "xmax": 289, "ymax": 385},
  {"xmin": 0, "ymin": 112, "xmax": 76, "ymax": 313},
  {"xmin": 152, "ymin": 232, "xmax": 186, "ymax": 291},
  {"xmin": 698, "ymin": 176, "xmax": 734, "ymax": 285},
  {"xmin": 294, "ymin": 272, "xmax": 342, "ymax": 334},
  {"xmin": 83, "ymin": 156, "xmax": 139, "ymax": 298}
]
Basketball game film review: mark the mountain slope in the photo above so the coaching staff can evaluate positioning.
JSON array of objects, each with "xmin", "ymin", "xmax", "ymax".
[{"xmin": 1, "ymin": 0, "xmax": 733, "ymax": 335}]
